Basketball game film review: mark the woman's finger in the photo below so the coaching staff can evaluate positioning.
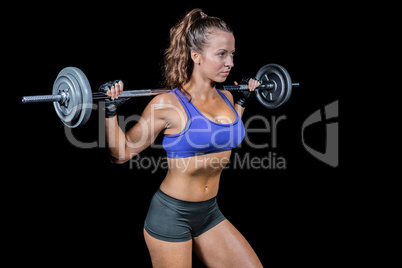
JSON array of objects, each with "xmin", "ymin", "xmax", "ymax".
[
  {"xmin": 111, "ymin": 84, "xmax": 117, "ymax": 100},
  {"xmin": 114, "ymin": 82, "xmax": 120, "ymax": 99},
  {"xmin": 249, "ymin": 78, "xmax": 260, "ymax": 91},
  {"xmin": 118, "ymin": 81, "xmax": 124, "ymax": 95}
]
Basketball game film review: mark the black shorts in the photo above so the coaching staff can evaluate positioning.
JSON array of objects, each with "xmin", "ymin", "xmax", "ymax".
[{"xmin": 144, "ymin": 189, "xmax": 226, "ymax": 242}]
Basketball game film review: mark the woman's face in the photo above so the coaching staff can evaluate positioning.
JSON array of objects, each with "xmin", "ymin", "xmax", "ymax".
[{"xmin": 193, "ymin": 30, "xmax": 235, "ymax": 83}]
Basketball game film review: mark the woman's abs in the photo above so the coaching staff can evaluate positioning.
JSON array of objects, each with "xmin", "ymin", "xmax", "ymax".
[{"xmin": 160, "ymin": 150, "xmax": 231, "ymax": 201}]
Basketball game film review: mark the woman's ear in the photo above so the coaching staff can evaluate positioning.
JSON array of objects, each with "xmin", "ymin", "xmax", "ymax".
[{"xmin": 190, "ymin": 50, "xmax": 201, "ymax": 65}]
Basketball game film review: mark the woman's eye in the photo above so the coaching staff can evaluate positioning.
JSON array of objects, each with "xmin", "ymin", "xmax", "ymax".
[{"xmin": 218, "ymin": 51, "xmax": 234, "ymax": 57}]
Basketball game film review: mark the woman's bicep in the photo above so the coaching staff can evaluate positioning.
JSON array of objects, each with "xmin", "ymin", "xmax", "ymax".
[{"xmin": 124, "ymin": 96, "xmax": 170, "ymax": 157}]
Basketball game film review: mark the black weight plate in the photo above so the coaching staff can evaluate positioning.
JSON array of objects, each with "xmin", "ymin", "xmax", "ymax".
[
  {"xmin": 255, "ymin": 64, "xmax": 292, "ymax": 109},
  {"xmin": 52, "ymin": 67, "xmax": 92, "ymax": 128}
]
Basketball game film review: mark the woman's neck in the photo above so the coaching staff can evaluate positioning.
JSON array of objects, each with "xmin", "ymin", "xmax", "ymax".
[{"xmin": 183, "ymin": 73, "xmax": 217, "ymax": 101}]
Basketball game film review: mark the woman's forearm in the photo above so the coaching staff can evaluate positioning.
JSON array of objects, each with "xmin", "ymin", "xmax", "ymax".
[
  {"xmin": 235, "ymin": 104, "xmax": 245, "ymax": 119},
  {"xmin": 105, "ymin": 116, "xmax": 128, "ymax": 163}
]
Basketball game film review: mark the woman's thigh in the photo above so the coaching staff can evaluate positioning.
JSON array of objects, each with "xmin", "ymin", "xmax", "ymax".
[
  {"xmin": 144, "ymin": 229, "xmax": 193, "ymax": 268},
  {"xmin": 193, "ymin": 220, "xmax": 263, "ymax": 268}
]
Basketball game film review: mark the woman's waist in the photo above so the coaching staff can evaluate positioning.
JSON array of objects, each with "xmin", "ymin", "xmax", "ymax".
[
  {"xmin": 154, "ymin": 188, "xmax": 218, "ymax": 207},
  {"xmin": 166, "ymin": 150, "xmax": 231, "ymax": 174},
  {"xmin": 160, "ymin": 172, "xmax": 221, "ymax": 202}
]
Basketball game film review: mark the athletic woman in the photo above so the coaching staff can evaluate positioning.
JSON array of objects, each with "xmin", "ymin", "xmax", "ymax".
[{"xmin": 101, "ymin": 8, "xmax": 263, "ymax": 267}]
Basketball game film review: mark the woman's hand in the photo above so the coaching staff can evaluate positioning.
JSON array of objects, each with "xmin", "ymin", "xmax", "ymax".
[
  {"xmin": 106, "ymin": 80, "xmax": 124, "ymax": 100},
  {"xmin": 99, "ymin": 80, "xmax": 129, "ymax": 118},
  {"xmin": 234, "ymin": 78, "xmax": 260, "ymax": 91},
  {"xmin": 233, "ymin": 78, "xmax": 260, "ymax": 108}
]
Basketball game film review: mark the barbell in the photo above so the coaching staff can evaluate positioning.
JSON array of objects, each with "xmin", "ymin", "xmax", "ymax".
[{"xmin": 21, "ymin": 63, "xmax": 299, "ymax": 128}]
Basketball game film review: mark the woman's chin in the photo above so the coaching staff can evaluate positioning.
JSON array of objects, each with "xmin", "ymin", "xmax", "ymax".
[{"xmin": 215, "ymin": 76, "xmax": 228, "ymax": 83}]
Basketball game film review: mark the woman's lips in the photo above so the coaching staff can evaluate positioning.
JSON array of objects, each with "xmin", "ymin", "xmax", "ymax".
[{"xmin": 222, "ymin": 71, "xmax": 230, "ymax": 76}]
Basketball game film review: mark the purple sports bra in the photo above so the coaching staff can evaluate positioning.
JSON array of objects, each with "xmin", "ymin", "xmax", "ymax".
[{"xmin": 162, "ymin": 88, "xmax": 245, "ymax": 158}]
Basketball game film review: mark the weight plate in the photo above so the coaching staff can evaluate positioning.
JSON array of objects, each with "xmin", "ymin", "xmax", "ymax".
[
  {"xmin": 52, "ymin": 67, "xmax": 92, "ymax": 128},
  {"xmin": 255, "ymin": 64, "xmax": 292, "ymax": 109},
  {"xmin": 53, "ymin": 72, "xmax": 81, "ymax": 124}
]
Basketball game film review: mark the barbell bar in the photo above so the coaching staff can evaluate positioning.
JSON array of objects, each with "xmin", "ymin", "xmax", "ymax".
[
  {"xmin": 21, "ymin": 63, "xmax": 299, "ymax": 128},
  {"xmin": 90, "ymin": 83, "xmax": 280, "ymax": 100}
]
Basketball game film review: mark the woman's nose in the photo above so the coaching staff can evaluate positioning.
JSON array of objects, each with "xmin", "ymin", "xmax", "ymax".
[{"xmin": 226, "ymin": 57, "xmax": 234, "ymax": 68}]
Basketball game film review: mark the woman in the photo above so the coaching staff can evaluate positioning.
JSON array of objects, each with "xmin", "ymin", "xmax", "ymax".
[{"xmin": 101, "ymin": 8, "xmax": 263, "ymax": 267}]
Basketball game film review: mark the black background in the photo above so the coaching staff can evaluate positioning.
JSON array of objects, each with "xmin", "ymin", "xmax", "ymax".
[{"xmin": 10, "ymin": 2, "xmax": 349, "ymax": 267}]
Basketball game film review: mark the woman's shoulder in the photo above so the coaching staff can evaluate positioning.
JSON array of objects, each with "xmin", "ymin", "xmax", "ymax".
[
  {"xmin": 218, "ymin": 89, "xmax": 235, "ymax": 106},
  {"xmin": 145, "ymin": 90, "xmax": 184, "ymax": 116},
  {"xmin": 150, "ymin": 90, "xmax": 179, "ymax": 106},
  {"xmin": 146, "ymin": 90, "xmax": 186, "ymax": 125}
]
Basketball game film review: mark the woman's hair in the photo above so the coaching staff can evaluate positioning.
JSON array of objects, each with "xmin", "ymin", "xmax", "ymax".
[{"xmin": 163, "ymin": 8, "xmax": 233, "ymax": 100}]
